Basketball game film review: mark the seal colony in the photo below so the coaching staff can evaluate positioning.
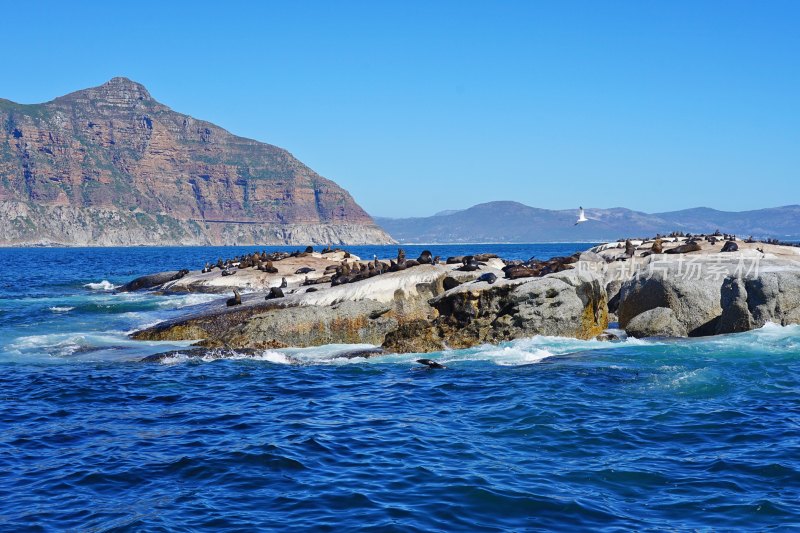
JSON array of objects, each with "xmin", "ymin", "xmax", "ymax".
[{"xmin": 128, "ymin": 235, "xmax": 800, "ymax": 359}]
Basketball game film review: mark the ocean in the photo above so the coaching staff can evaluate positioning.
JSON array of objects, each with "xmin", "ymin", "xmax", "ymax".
[{"xmin": 1, "ymin": 244, "xmax": 798, "ymax": 531}]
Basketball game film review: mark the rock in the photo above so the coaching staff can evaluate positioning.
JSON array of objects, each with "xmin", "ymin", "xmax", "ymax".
[
  {"xmin": 219, "ymin": 300, "xmax": 400, "ymax": 348},
  {"xmin": 618, "ymin": 262, "xmax": 723, "ymax": 336},
  {"xmin": 716, "ymin": 276, "xmax": 753, "ymax": 333},
  {"xmin": 133, "ymin": 264, "xmax": 457, "ymax": 348},
  {"xmin": 119, "ymin": 270, "xmax": 187, "ymax": 292},
  {"xmin": 442, "ymin": 276, "xmax": 462, "ymax": 291},
  {"xmin": 618, "ymin": 254, "xmax": 800, "ymax": 337},
  {"xmin": 596, "ymin": 329, "xmax": 626, "ymax": 342},
  {"xmin": 606, "ymin": 280, "xmax": 623, "ymax": 313},
  {"xmin": 741, "ymin": 271, "xmax": 800, "ymax": 328},
  {"xmin": 624, "ymin": 307, "xmax": 688, "ymax": 338},
  {"xmin": 385, "ymin": 269, "xmax": 608, "ymax": 352},
  {"xmin": 382, "ymin": 320, "xmax": 446, "ymax": 354}
]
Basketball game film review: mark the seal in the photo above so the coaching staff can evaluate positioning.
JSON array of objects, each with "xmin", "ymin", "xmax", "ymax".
[
  {"xmin": 416, "ymin": 250, "xmax": 433, "ymax": 265},
  {"xmin": 503, "ymin": 264, "xmax": 538, "ymax": 279},
  {"xmin": 266, "ymin": 287, "xmax": 284, "ymax": 300},
  {"xmin": 226, "ymin": 289, "xmax": 241, "ymax": 307},
  {"xmin": 295, "ymin": 267, "xmax": 315, "ymax": 274},
  {"xmin": 221, "ymin": 267, "xmax": 236, "ymax": 276},
  {"xmin": 651, "ymin": 239, "xmax": 663, "ymax": 254},
  {"xmin": 280, "ymin": 277, "xmax": 288, "ymax": 288},
  {"xmin": 721, "ymin": 241, "xmax": 739, "ymax": 252},
  {"xmin": 624, "ymin": 239, "xmax": 636, "ymax": 258},
  {"xmin": 416, "ymin": 358, "xmax": 446, "ymax": 369},
  {"xmin": 664, "ymin": 241, "xmax": 702, "ymax": 254},
  {"xmin": 458, "ymin": 256, "xmax": 481, "ymax": 272},
  {"xmin": 475, "ymin": 272, "xmax": 497, "ymax": 284}
]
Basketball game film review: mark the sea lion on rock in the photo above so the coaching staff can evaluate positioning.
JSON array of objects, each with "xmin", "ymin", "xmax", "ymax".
[
  {"xmin": 221, "ymin": 267, "xmax": 236, "ymax": 276},
  {"xmin": 389, "ymin": 260, "xmax": 406, "ymax": 272},
  {"xmin": 295, "ymin": 267, "xmax": 316, "ymax": 274},
  {"xmin": 459, "ymin": 256, "xmax": 481, "ymax": 272},
  {"xmin": 664, "ymin": 241, "xmax": 702, "ymax": 254},
  {"xmin": 504, "ymin": 265, "xmax": 538, "ymax": 279},
  {"xmin": 721, "ymin": 241, "xmax": 739, "ymax": 252},
  {"xmin": 417, "ymin": 250, "xmax": 433, "ymax": 265},
  {"xmin": 266, "ymin": 287, "xmax": 284, "ymax": 300},
  {"xmin": 446, "ymin": 256, "xmax": 464, "ymax": 264},
  {"xmin": 226, "ymin": 289, "xmax": 241, "ymax": 307},
  {"xmin": 651, "ymin": 239, "xmax": 663, "ymax": 254},
  {"xmin": 303, "ymin": 276, "xmax": 332, "ymax": 285},
  {"xmin": 280, "ymin": 277, "xmax": 288, "ymax": 288},
  {"xmin": 475, "ymin": 272, "xmax": 497, "ymax": 284},
  {"xmin": 625, "ymin": 239, "xmax": 636, "ymax": 258}
]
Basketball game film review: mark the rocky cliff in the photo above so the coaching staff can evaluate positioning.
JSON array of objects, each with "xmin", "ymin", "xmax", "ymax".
[{"xmin": 0, "ymin": 77, "xmax": 393, "ymax": 246}]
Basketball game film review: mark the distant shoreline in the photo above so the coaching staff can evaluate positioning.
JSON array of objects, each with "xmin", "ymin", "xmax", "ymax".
[{"xmin": 0, "ymin": 241, "xmax": 608, "ymax": 250}]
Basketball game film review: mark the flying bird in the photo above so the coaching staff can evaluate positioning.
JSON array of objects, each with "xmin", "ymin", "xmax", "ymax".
[{"xmin": 575, "ymin": 206, "xmax": 589, "ymax": 225}]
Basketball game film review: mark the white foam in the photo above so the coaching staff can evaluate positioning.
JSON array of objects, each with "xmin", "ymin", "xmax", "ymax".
[
  {"xmin": 6, "ymin": 330, "xmax": 196, "ymax": 362},
  {"xmin": 48, "ymin": 306, "xmax": 75, "ymax": 313},
  {"xmin": 84, "ymin": 280, "xmax": 116, "ymax": 291},
  {"xmin": 157, "ymin": 349, "xmax": 294, "ymax": 365},
  {"xmin": 156, "ymin": 293, "xmax": 219, "ymax": 309}
]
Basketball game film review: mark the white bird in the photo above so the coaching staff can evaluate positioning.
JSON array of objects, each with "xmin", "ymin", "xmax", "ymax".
[{"xmin": 575, "ymin": 206, "xmax": 588, "ymax": 225}]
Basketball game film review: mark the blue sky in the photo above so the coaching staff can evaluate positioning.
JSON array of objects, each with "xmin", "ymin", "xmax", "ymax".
[{"xmin": 4, "ymin": 1, "xmax": 798, "ymax": 217}]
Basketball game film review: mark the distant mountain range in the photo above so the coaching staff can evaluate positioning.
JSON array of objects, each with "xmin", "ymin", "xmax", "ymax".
[
  {"xmin": 0, "ymin": 77, "xmax": 392, "ymax": 246},
  {"xmin": 374, "ymin": 202, "xmax": 800, "ymax": 243}
]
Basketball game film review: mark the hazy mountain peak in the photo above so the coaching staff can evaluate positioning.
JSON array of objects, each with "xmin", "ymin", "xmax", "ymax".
[{"xmin": 374, "ymin": 202, "xmax": 800, "ymax": 243}]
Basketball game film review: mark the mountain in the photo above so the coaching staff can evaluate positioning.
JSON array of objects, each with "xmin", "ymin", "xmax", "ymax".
[
  {"xmin": 0, "ymin": 77, "xmax": 393, "ymax": 246},
  {"xmin": 374, "ymin": 201, "xmax": 800, "ymax": 243}
]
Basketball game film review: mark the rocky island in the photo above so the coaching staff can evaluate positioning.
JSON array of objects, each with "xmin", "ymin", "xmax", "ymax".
[{"xmin": 129, "ymin": 234, "xmax": 800, "ymax": 358}]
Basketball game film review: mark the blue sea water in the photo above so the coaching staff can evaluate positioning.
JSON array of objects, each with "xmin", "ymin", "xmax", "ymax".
[{"xmin": 1, "ymin": 244, "xmax": 799, "ymax": 531}]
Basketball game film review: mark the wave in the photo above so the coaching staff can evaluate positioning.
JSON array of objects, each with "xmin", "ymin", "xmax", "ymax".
[
  {"xmin": 48, "ymin": 306, "xmax": 75, "ymax": 313},
  {"xmin": 4, "ymin": 330, "xmax": 196, "ymax": 362},
  {"xmin": 147, "ymin": 322, "xmax": 800, "ymax": 368},
  {"xmin": 152, "ymin": 335, "xmax": 654, "ymax": 367},
  {"xmin": 84, "ymin": 280, "xmax": 117, "ymax": 291},
  {"xmin": 157, "ymin": 349, "xmax": 294, "ymax": 366}
]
